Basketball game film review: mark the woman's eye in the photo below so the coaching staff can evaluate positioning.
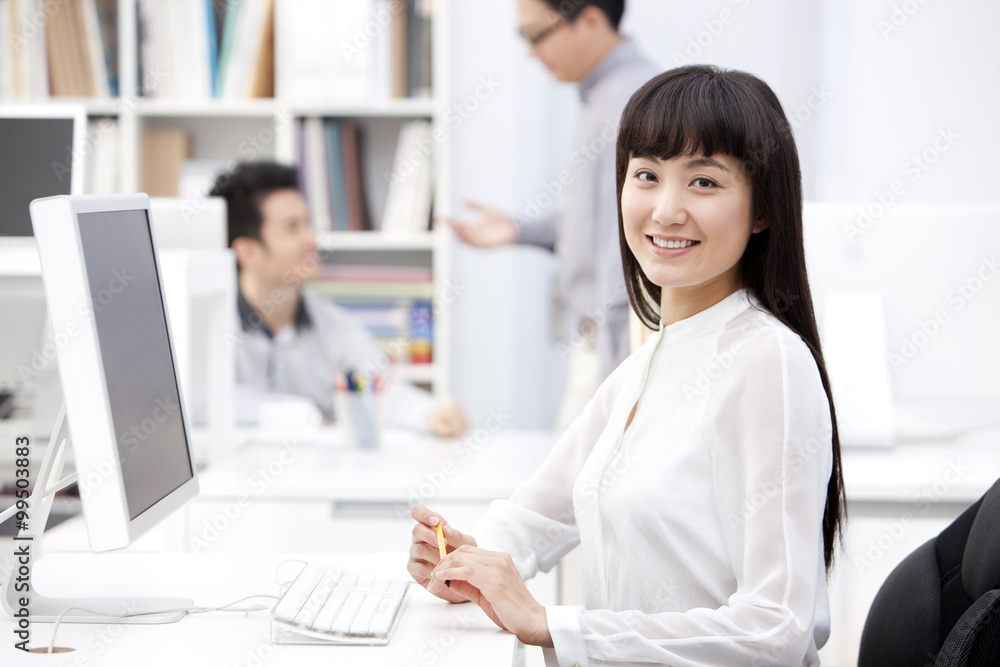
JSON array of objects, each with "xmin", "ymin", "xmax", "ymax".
[
  {"xmin": 635, "ymin": 170, "xmax": 657, "ymax": 182},
  {"xmin": 691, "ymin": 177, "xmax": 718, "ymax": 188}
]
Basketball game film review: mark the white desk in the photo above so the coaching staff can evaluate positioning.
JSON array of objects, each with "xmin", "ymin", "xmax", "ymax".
[
  {"xmin": 0, "ymin": 552, "xmax": 517, "ymax": 667},
  {"xmin": 14, "ymin": 427, "xmax": 1000, "ymax": 667},
  {"xmin": 197, "ymin": 427, "xmax": 555, "ymax": 502},
  {"xmin": 36, "ymin": 429, "xmax": 560, "ymax": 599}
]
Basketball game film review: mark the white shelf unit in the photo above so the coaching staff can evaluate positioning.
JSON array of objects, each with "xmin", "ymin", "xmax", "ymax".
[{"xmin": 1, "ymin": 0, "xmax": 454, "ymax": 399}]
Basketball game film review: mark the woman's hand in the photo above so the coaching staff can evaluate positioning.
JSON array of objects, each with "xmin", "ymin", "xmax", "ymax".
[
  {"xmin": 407, "ymin": 504, "xmax": 477, "ymax": 604},
  {"xmin": 429, "ymin": 545, "xmax": 553, "ymax": 648}
]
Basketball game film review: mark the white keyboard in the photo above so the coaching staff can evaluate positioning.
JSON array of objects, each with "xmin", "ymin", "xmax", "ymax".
[{"xmin": 271, "ymin": 562, "xmax": 410, "ymax": 645}]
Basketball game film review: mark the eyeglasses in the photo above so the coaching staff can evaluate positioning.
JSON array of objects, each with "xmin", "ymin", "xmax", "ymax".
[{"xmin": 518, "ymin": 17, "xmax": 568, "ymax": 46}]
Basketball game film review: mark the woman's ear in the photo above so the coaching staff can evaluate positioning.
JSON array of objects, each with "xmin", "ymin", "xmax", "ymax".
[{"xmin": 752, "ymin": 216, "xmax": 768, "ymax": 233}]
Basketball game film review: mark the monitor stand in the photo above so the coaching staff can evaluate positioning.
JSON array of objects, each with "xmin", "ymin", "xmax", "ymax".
[{"xmin": 0, "ymin": 404, "xmax": 191, "ymax": 624}]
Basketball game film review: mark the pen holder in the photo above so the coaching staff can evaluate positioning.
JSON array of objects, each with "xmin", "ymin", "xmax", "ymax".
[{"xmin": 334, "ymin": 388, "xmax": 380, "ymax": 449}]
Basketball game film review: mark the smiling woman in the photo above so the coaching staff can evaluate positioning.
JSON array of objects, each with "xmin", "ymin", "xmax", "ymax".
[
  {"xmin": 616, "ymin": 65, "xmax": 845, "ymax": 569},
  {"xmin": 408, "ymin": 65, "xmax": 846, "ymax": 667}
]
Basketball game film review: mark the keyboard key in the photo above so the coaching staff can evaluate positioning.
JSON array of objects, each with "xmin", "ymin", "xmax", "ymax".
[
  {"xmin": 349, "ymin": 593, "xmax": 383, "ymax": 635},
  {"xmin": 368, "ymin": 592, "xmax": 405, "ymax": 637},
  {"xmin": 273, "ymin": 563, "xmax": 325, "ymax": 623},
  {"xmin": 295, "ymin": 570, "xmax": 339, "ymax": 626},
  {"xmin": 312, "ymin": 577, "xmax": 353, "ymax": 631},
  {"xmin": 330, "ymin": 591, "xmax": 366, "ymax": 634}
]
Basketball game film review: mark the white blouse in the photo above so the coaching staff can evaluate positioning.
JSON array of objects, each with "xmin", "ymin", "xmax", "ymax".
[{"xmin": 474, "ymin": 289, "xmax": 833, "ymax": 667}]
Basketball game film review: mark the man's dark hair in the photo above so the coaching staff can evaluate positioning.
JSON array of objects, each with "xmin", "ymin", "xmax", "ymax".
[
  {"xmin": 209, "ymin": 161, "xmax": 300, "ymax": 247},
  {"xmin": 540, "ymin": 0, "xmax": 624, "ymax": 30}
]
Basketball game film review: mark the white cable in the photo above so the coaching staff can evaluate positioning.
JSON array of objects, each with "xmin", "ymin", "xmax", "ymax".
[{"xmin": 45, "ymin": 594, "xmax": 280, "ymax": 655}]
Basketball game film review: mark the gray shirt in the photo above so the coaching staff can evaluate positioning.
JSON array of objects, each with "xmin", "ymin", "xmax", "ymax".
[
  {"xmin": 233, "ymin": 289, "xmax": 434, "ymax": 429},
  {"xmin": 516, "ymin": 39, "xmax": 659, "ymax": 380}
]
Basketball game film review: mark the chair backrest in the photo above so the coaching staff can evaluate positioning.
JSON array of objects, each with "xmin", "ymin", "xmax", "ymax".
[{"xmin": 858, "ymin": 478, "xmax": 1000, "ymax": 667}]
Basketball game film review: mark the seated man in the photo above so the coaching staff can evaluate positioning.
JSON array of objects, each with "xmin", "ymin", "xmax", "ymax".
[{"xmin": 210, "ymin": 161, "xmax": 467, "ymax": 437}]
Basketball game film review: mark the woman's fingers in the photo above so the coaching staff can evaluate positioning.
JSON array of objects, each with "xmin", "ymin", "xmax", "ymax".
[
  {"xmin": 427, "ymin": 546, "xmax": 550, "ymax": 646},
  {"xmin": 430, "ymin": 546, "xmax": 503, "ymax": 590},
  {"xmin": 410, "ymin": 503, "xmax": 440, "ymax": 527}
]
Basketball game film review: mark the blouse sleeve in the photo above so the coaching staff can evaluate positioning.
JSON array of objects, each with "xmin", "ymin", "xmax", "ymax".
[
  {"xmin": 473, "ymin": 349, "xmax": 641, "ymax": 580},
  {"xmin": 546, "ymin": 327, "xmax": 834, "ymax": 667}
]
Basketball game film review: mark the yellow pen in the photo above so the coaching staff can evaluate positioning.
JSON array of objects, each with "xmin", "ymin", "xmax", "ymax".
[
  {"xmin": 435, "ymin": 523, "xmax": 451, "ymax": 588},
  {"xmin": 435, "ymin": 523, "xmax": 447, "ymax": 559}
]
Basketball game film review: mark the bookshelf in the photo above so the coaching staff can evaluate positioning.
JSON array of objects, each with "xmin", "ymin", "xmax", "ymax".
[{"xmin": 0, "ymin": 0, "xmax": 453, "ymax": 398}]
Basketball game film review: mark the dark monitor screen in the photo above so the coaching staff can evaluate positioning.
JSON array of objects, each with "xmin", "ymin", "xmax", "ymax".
[
  {"xmin": 77, "ymin": 209, "xmax": 194, "ymax": 520},
  {"xmin": 0, "ymin": 117, "xmax": 75, "ymax": 236}
]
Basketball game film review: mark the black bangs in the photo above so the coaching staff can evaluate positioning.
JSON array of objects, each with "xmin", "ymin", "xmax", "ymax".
[{"xmin": 618, "ymin": 65, "xmax": 782, "ymax": 175}]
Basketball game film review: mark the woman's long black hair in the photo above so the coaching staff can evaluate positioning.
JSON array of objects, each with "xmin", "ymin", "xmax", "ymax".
[{"xmin": 616, "ymin": 65, "xmax": 845, "ymax": 570}]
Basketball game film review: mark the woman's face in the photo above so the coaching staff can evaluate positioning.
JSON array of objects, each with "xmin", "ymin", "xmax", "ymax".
[{"xmin": 621, "ymin": 152, "xmax": 763, "ymax": 300}]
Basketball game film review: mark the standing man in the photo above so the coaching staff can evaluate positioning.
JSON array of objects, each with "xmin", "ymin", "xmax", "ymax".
[
  {"xmin": 444, "ymin": 0, "xmax": 659, "ymax": 430},
  {"xmin": 211, "ymin": 161, "xmax": 468, "ymax": 437}
]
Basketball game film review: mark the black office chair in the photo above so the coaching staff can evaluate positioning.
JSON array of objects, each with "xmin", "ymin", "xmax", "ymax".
[{"xmin": 858, "ymin": 477, "xmax": 1000, "ymax": 667}]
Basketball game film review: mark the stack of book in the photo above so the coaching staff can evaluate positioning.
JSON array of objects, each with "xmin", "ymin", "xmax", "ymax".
[
  {"xmin": 306, "ymin": 264, "xmax": 434, "ymax": 364},
  {"xmin": 0, "ymin": 0, "xmax": 117, "ymax": 99},
  {"xmin": 141, "ymin": 129, "xmax": 190, "ymax": 196},
  {"xmin": 298, "ymin": 117, "xmax": 434, "ymax": 234},
  {"xmin": 381, "ymin": 119, "xmax": 434, "ymax": 233},
  {"xmin": 138, "ymin": 0, "xmax": 273, "ymax": 99},
  {"xmin": 297, "ymin": 118, "xmax": 370, "ymax": 232},
  {"xmin": 84, "ymin": 117, "xmax": 119, "ymax": 193},
  {"xmin": 278, "ymin": 0, "xmax": 433, "ymax": 102}
]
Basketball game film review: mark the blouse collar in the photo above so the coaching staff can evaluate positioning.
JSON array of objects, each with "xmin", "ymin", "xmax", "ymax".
[{"xmin": 658, "ymin": 288, "xmax": 755, "ymax": 343}]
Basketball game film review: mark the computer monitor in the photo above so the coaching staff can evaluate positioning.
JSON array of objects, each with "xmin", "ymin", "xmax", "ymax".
[
  {"xmin": 0, "ymin": 106, "xmax": 87, "ymax": 239},
  {"xmin": 1, "ymin": 194, "xmax": 198, "ymax": 624},
  {"xmin": 150, "ymin": 196, "xmax": 227, "ymax": 249},
  {"xmin": 29, "ymin": 193, "xmax": 199, "ymax": 549},
  {"xmin": 803, "ymin": 202, "xmax": 1000, "ymax": 441},
  {"xmin": 0, "ymin": 107, "xmax": 86, "ymax": 437},
  {"xmin": 0, "ymin": 262, "xmax": 64, "ymax": 437}
]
